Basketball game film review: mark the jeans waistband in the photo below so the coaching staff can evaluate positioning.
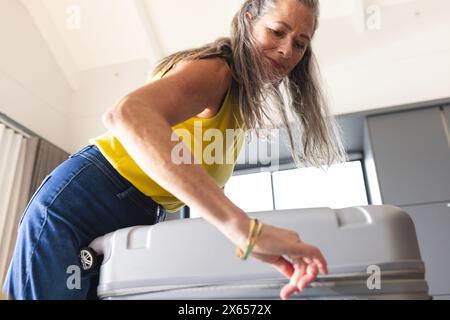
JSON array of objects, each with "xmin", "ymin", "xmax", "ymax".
[
  {"xmin": 70, "ymin": 145, "xmax": 135, "ymax": 192},
  {"xmin": 70, "ymin": 145, "xmax": 166, "ymax": 221}
]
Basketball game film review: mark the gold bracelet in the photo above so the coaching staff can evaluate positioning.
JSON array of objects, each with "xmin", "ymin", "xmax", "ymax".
[
  {"xmin": 236, "ymin": 218, "xmax": 256, "ymax": 259},
  {"xmin": 236, "ymin": 219, "xmax": 264, "ymax": 260},
  {"xmin": 251, "ymin": 219, "xmax": 264, "ymax": 245}
]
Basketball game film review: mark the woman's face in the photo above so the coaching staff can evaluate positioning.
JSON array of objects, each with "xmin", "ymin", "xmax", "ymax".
[{"xmin": 249, "ymin": 0, "xmax": 315, "ymax": 80}]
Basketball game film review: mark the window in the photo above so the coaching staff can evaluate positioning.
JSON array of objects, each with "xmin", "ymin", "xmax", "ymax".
[
  {"xmin": 190, "ymin": 161, "xmax": 368, "ymax": 218},
  {"xmin": 224, "ymin": 172, "xmax": 274, "ymax": 213},
  {"xmin": 272, "ymin": 161, "xmax": 368, "ymax": 210},
  {"xmin": 189, "ymin": 171, "xmax": 274, "ymax": 218}
]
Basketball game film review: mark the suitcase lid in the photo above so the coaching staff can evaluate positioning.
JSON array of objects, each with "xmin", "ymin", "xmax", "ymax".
[{"xmin": 94, "ymin": 205, "xmax": 426, "ymax": 297}]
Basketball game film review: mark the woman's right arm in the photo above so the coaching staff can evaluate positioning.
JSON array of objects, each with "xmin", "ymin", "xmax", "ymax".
[
  {"xmin": 102, "ymin": 57, "xmax": 328, "ymax": 299},
  {"xmin": 102, "ymin": 58, "xmax": 250, "ymax": 244}
]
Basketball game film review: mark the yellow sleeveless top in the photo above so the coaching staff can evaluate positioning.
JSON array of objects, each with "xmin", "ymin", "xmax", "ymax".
[{"xmin": 90, "ymin": 59, "xmax": 246, "ymax": 213}]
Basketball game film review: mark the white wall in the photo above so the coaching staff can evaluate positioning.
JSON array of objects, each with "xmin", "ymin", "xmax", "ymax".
[
  {"xmin": 0, "ymin": 0, "xmax": 151, "ymax": 154},
  {"xmin": 0, "ymin": 0, "xmax": 72, "ymax": 151},
  {"xmin": 315, "ymin": 0, "xmax": 450, "ymax": 115},
  {"xmin": 67, "ymin": 59, "xmax": 151, "ymax": 153},
  {"xmin": 323, "ymin": 50, "xmax": 450, "ymax": 116},
  {"xmin": 2, "ymin": 0, "xmax": 449, "ymax": 153}
]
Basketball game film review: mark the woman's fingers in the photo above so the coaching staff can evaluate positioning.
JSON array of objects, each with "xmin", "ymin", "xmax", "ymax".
[
  {"xmin": 297, "ymin": 262, "xmax": 318, "ymax": 291},
  {"xmin": 272, "ymin": 256, "xmax": 295, "ymax": 279},
  {"xmin": 252, "ymin": 248, "xmax": 326, "ymax": 300},
  {"xmin": 314, "ymin": 257, "xmax": 328, "ymax": 275},
  {"xmin": 252, "ymin": 253, "xmax": 295, "ymax": 279},
  {"xmin": 255, "ymin": 226, "xmax": 327, "ymax": 273},
  {"xmin": 280, "ymin": 260, "xmax": 306, "ymax": 300},
  {"xmin": 303, "ymin": 245, "xmax": 327, "ymax": 275},
  {"xmin": 281, "ymin": 260, "xmax": 320, "ymax": 300},
  {"xmin": 249, "ymin": 225, "xmax": 329, "ymax": 299},
  {"xmin": 287, "ymin": 242, "xmax": 328, "ymax": 276}
]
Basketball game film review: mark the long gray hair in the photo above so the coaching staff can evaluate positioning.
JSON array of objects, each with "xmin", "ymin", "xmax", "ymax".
[{"xmin": 152, "ymin": 0, "xmax": 347, "ymax": 168}]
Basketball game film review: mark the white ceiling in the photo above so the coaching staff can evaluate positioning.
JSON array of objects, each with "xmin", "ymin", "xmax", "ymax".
[{"xmin": 20, "ymin": 0, "xmax": 450, "ymax": 91}]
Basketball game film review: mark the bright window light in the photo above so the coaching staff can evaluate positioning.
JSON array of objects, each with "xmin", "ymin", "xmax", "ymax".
[
  {"xmin": 272, "ymin": 161, "xmax": 368, "ymax": 210},
  {"xmin": 224, "ymin": 172, "xmax": 274, "ymax": 213},
  {"xmin": 190, "ymin": 161, "xmax": 368, "ymax": 218},
  {"xmin": 189, "ymin": 171, "xmax": 274, "ymax": 218}
]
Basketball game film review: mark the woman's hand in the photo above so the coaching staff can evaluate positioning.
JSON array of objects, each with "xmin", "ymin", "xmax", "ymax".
[{"xmin": 247, "ymin": 224, "xmax": 328, "ymax": 300}]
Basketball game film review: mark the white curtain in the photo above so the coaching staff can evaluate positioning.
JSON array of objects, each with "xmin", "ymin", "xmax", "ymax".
[{"xmin": 0, "ymin": 123, "xmax": 38, "ymax": 287}]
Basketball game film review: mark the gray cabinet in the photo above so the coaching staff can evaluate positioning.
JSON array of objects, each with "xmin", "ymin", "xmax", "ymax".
[
  {"xmin": 433, "ymin": 295, "xmax": 450, "ymax": 300},
  {"xmin": 366, "ymin": 106, "xmax": 450, "ymax": 297},
  {"xmin": 366, "ymin": 107, "xmax": 450, "ymax": 206},
  {"xmin": 402, "ymin": 202, "xmax": 450, "ymax": 297},
  {"xmin": 444, "ymin": 106, "xmax": 450, "ymax": 131}
]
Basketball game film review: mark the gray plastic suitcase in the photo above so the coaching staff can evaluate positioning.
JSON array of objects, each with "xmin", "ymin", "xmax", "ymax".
[{"xmin": 86, "ymin": 205, "xmax": 430, "ymax": 300}]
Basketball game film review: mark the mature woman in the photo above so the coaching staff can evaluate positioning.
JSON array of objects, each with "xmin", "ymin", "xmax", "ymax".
[{"xmin": 4, "ymin": 0, "xmax": 346, "ymax": 300}]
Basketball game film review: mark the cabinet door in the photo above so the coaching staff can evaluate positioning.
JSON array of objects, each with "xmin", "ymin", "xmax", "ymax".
[
  {"xmin": 402, "ymin": 202, "xmax": 450, "ymax": 296},
  {"xmin": 444, "ymin": 106, "xmax": 450, "ymax": 132},
  {"xmin": 367, "ymin": 107, "xmax": 450, "ymax": 206}
]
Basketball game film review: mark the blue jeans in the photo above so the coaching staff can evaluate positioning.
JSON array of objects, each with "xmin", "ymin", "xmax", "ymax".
[{"xmin": 3, "ymin": 145, "xmax": 166, "ymax": 300}]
